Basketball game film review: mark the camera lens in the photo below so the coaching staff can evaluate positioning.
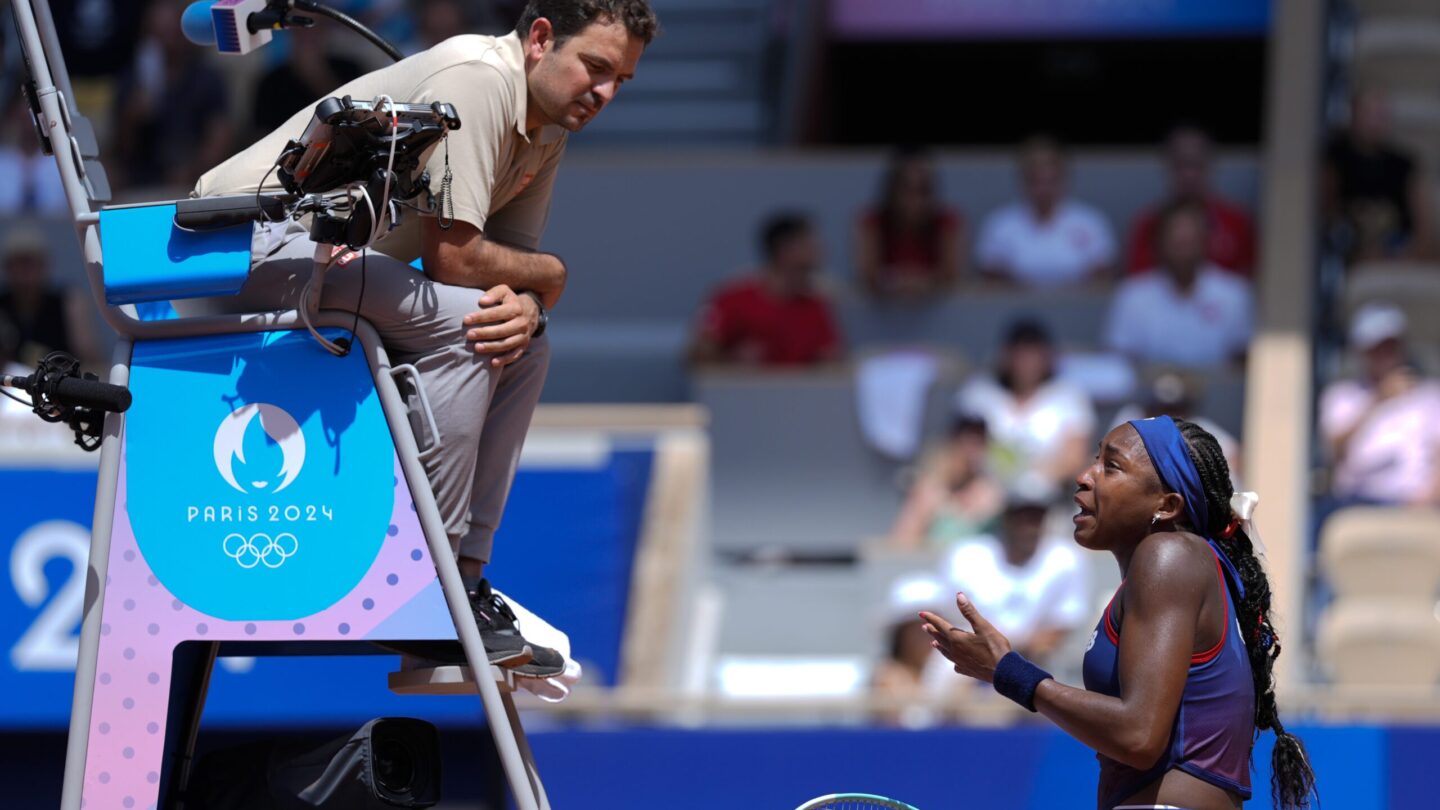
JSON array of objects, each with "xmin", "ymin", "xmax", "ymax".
[{"xmin": 373, "ymin": 738, "xmax": 415, "ymax": 794}]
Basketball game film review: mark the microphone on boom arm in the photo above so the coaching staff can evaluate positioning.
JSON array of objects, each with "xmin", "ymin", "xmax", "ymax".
[{"xmin": 180, "ymin": 0, "xmax": 314, "ymax": 54}]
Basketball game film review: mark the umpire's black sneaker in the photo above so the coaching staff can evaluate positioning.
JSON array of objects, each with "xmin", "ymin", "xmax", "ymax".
[
  {"xmin": 470, "ymin": 580, "xmax": 566, "ymax": 678},
  {"xmin": 376, "ymin": 636, "xmax": 531, "ymax": 669}
]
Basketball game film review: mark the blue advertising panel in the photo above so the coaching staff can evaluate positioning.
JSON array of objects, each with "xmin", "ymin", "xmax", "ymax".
[
  {"xmin": 527, "ymin": 725, "xmax": 1384, "ymax": 810},
  {"xmin": 0, "ymin": 469, "xmax": 95, "ymax": 726},
  {"xmin": 0, "ymin": 447, "xmax": 651, "ymax": 728}
]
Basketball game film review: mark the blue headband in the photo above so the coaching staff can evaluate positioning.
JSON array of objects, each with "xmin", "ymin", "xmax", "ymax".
[
  {"xmin": 1128, "ymin": 415, "xmax": 1209, "ymax": 533},
  {"xmin": 1128, "ymin": 415, "xmax": 1245, "ymax": 599}
]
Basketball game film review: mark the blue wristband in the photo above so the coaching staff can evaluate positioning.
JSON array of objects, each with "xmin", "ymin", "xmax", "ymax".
[{"xmin": 992, "ymin": 651, "xmax": 1051, "ymax": 712}]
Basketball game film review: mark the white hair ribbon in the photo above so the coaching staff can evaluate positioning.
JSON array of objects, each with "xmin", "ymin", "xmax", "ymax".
[{"xmin": 1229, "ymin": 490, "xmax": 1266, "ymax": 560}]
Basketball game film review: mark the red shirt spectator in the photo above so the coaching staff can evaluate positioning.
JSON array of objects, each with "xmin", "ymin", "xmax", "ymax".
[
  {"xmin": 856, "ymin": 147, "xmax": 965, "ymax": 299},
  {"xmin": 1126, "ymin": 196, "xmax": 1255, "ymax": 276},
  {"xmin": 1124, "ymin": 126, "xmax": 1256, "ymax": 276},
  {"xmin": 696, "ymin": 277, "xmax": 840, "ymax": 365},
  {"xmin": 689, "ymin": 212, "xmax": 842, "ymax": 367},
  {"xmin": 859, "ymin": 209, "xmax": 962, "ymax": 277}
]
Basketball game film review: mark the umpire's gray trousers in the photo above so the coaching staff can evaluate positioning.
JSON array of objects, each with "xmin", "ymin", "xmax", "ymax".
[{"xmin": 205, "ymin": 222, "xmax": 549, "ymax": 563}]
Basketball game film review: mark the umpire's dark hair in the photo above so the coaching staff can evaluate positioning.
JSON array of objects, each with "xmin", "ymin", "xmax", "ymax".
[
  {"xmin": 515, "ymin": 0, "xmax": 659, "ymax": 46},
  {"xmin": 1172, "ymin": 419, "xmax": 1318, "ymax": 810},
  {"xmin": 759, "ymin": 212, "xmax": 813, "ymax": 260}
]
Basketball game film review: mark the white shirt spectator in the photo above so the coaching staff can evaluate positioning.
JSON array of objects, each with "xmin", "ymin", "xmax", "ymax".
[
  {"xmin": 1319, "ymin": 379, "xmax": 1440, "ymax": 503},
  {"xmin": 0, "ymin": 146, "xmax": 67, "ymax": 216},
  {"xmin": 977, "ymin": 200, "xmax": 1116, "ymax": 287},
  {"xmin": 1106, "ymin": 264, "xmax": 1254, "ymax": 368},
  {"xmin": 946, "ymin": 536, "xmax": 1088, "ymax": 643},
  {"xmin": 956, "ymin": 375, "xmax": 1097, "ymax": 482}
]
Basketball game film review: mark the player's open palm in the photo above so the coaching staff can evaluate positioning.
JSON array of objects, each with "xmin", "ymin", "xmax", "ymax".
[{"xmin": 920, "ymin": 593, "xmax": 1012, "ymax": 684}]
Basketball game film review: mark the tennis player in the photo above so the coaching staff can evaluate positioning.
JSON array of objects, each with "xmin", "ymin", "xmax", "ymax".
[{"xmin": 922, "ymin": 416, "xmax": 1316, "ymax": 809}]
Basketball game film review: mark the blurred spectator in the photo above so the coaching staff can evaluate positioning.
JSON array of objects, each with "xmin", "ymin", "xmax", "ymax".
[
  {"xmin": 688, "ymin": 212, "xmax": 842, "ymax": 367},
  {"xmin": 350, "ymin": 0, "xmax": 417, "ymax": 55},
  {"xmin": 51, "ymin": 0, "xmax": 147, "ymax": 147},
  {"xmin": 0, "ymin": 94, "xmax": 68, "ymax": 215},
  {"xmin": 0, "ymin": 308, "xmax": 16, "ymax": 370},
  {"xmin": 390, "ymin": 0, "xmax": 519, "ymax": 52},
  {"xmin": 418, "ymin": 0, "xmax": 485, "ymax": 47},
  {"xmin": 1323, "ymin": 88, "xmax": 1439, "ymax": 264},
  {"xmin": 955, "ymin": 319, "xmax": 1095, "ymax": 488},
  {"xmin": 1125, "ymin": 125, "xmax": 1256, "ymax": 277},
  {"xmin": 111, "ymin": 0, "xmax": 232, "ymax": 190},
  {"xmin": 872, "ymin": 575, "xmax": 963, "ymax": 728},
  {"xmin": 1105, "ymin": 198, "xmax": 1253, "ymax": 369},
  {"xmin": 1111, "ymin": 372, "xmax": 1242, "ymax": 485},
  {"xmin": 855, "ymin": 146, "xmax": 964, "ymax": 300},
  {"xmin": 251, "ymin": 27, "xmax": 364, "ymax": 138},
  {"xmin": 976, "ymin": 136, "xmax": 1116, "ymax": 288},
  {"xmin": 53, "ymin": 0, "xmax": 146, "ymax": 79},
  {"xmin": 944, "ymin": 474, "xmax": 1087, "ymax": 665},
  {"xmin": 890, "ymin": 415, "xmax": 1004, "ymax": 550},
  {"xmin": 415, "ymin": 0, "xmax": 469, "ymax": 49},
  {"xmin": 1319, "ymin": 304, "xmax": 1440, "ymax": 506},
  {"xmin": 0, "ymin": 227, "xmax": 102, "ymax": 369}
]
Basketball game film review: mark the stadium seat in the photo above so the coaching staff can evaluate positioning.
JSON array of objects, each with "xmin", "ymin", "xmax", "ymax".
[
  {"xmin": 698, "ymin": 369, "xmax": 908, "ymax": 554},
  {"xmin": 1354, "ymin": 18, "xmax": 1440, "ymax": 60},
  {"xmin": 1317, "ymin": 597, "xmax": 1440, "ymax": 686},
  {"xmin": 1389, "ymin": 91, "xmax": 1440, "ymax": 131},
  {"xmin": 1391, "ymin": 132, "xmax": 1440, "ymax": 180},
  {"xmin": 1319, "ymin": 507, "xmax": 1440, "ymax": 598},
  {"xmin": 1350, "ymin": 0, "xmax": 1440, "ymax": 20},
  {"xmin": 1352, "ymin": 17, "xmax": 1440, "ymax": 97},
  {"xmin": 1387, "ymin": 93, "xmax": 1440, "ymax": 172}
]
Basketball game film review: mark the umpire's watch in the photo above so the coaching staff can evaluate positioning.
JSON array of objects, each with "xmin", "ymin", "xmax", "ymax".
[{"xmin": 522, "ymin": 291, "xmax": 548, "ymax": 339}]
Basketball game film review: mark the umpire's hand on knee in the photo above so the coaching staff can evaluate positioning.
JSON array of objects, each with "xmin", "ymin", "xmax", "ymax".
[{"xmin": 463, "ymin": 284, "xmax": 541, "ymax": 368}]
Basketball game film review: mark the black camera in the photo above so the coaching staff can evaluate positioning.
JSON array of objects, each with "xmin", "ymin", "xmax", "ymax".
[{"xmin": 186, "ymin": 716, "xmax": 442, "ymax": 809}]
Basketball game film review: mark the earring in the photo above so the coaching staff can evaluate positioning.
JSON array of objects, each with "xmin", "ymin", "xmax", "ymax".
[{"xmin": 1150, "ymin": 514, "xmax": 1160, "ymax": 527}]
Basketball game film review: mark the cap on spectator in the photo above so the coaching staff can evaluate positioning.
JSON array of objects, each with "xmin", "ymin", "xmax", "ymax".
[
  {"xmin": 1004, "ymin": 471, "xmax": 1056, "ymax": 511},
  {"xmin": 884, "ymin": 574, "xmax": 948, "ymax": 626},
  {"xmin": 1, "ymin": 226, "xmax": 48, "ymax": 263},
  {"xmin": 1149, "ymin": 372, "xmax": 1191, "ymax": 409},
  {"xmin": 1349, "ymin": 303, "xmax": 1406, "ymax": 350}
]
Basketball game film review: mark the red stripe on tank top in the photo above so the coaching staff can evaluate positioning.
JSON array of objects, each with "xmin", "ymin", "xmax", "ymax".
[{"xmin": 1190, "ymin": 555, "xmax": 1230, "ymax": 665}]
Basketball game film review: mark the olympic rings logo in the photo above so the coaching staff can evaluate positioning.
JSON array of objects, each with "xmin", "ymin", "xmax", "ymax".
[{"xmin": 222, "ymin": 532, "xmax": 298, "ymax": 569}]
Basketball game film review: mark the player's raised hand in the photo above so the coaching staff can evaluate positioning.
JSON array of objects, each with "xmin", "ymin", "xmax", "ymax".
[{"xmin": 919, "ymin": 592, "xmax": 1012, "ymax": 684}]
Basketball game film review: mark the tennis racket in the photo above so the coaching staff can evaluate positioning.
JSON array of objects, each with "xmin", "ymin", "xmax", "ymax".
[{"xmin": 794, "ymin": 794, "xmax": 920, "ymax": 810}]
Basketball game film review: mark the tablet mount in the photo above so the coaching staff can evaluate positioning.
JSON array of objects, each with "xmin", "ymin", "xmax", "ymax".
[{"xmin": 175, "ymin": 95, "xmax": 461, "ymax": 250}]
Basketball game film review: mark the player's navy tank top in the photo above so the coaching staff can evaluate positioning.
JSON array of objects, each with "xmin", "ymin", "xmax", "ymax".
[{"xmin": 1081, "ymin": 548, "xmax": 1255, "ymax": 809}]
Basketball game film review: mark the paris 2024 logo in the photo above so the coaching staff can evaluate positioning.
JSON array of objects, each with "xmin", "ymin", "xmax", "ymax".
[
  {"xmin": 125, "ymin": 333, "xmax": 393, "ymax": 620},
  {"xmin": 212, "ymin": 404, "xmax": 306, "ymax": 570}
]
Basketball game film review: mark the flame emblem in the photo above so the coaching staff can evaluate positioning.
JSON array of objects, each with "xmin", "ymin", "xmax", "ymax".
[{"xmin": 212, "ymin": 403, "xmax": 306, "ymax": 494}]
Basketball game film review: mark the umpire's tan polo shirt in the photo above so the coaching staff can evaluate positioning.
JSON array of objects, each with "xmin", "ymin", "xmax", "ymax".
[{"xmin": 195, "ymin": 32, "xmax": 567, "ymax": 262}]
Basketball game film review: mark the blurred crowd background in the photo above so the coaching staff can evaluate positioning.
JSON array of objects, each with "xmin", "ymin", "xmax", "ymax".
[{"xmin": 4, "ymin": 0, "xmax": 1440, "ymax": 735}]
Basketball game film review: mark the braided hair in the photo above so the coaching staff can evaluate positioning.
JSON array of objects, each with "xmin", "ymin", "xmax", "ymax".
[{"xmin": 1172, "ymin": 419, "xmax": 1317, "ymax": 809}]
